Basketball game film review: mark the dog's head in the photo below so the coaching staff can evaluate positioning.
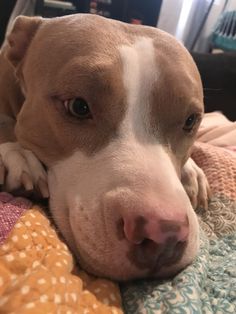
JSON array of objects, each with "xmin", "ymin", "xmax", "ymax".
[{"xmin": 6, "ymin": 14, "xmax": 203, "ymax": 280}]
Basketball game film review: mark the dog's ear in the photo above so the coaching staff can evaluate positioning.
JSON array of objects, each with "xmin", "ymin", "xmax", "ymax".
[{"xmin": 5, "ymin": 16, "xmax": 43, "ymax": 67}]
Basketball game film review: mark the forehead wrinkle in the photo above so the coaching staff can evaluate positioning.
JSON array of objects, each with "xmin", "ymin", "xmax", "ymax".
[
  {"xmin": 50, "ymin": 58, "xmax": 118, "ymax": 96},
  {"xmin": 119, "ymin": 37, "xmax": 158, "ymax": 141}
]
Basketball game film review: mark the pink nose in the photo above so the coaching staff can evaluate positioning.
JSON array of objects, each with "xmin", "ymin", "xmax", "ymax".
[
  {"xmin": 122, "ymin": 213, "xmax": 189, "ymax": 270},
  {"xmin": 123, "ymin": 215, "xmax": 189, "ymax": 245},
  {"xmin": 104, "ymin": 188, "xmax": 190, "ymax": 270}
]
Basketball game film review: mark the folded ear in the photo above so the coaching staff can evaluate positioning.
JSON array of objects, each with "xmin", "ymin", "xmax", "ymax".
[{"xmin": 5, "ymin": 16, "xmax": 43, "ymax": 67}]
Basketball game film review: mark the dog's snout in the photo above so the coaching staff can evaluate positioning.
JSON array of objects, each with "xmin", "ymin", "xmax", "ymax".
[
  {"xmin": 105, "ymin": 188, "xmax": 190, "ymax": 271},
  {"xmin": 123, "ymin": 215, "xmax": 189, "ymax": 271},
  {"xmin": 123, "ymin": 215, "xmax": 189, "ymax": 245}
]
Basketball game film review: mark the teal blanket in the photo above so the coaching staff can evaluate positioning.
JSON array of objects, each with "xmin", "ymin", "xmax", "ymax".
[{"xmin": 121, "ymin": 231, "xmax": 236, "ymax": 313}]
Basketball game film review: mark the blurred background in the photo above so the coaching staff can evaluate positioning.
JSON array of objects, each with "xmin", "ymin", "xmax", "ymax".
[
  {"xmin": 0, "ymin": 0, "xmax": 235, "ymax": 119},
  {"xmin": 1, "ymin": 0, "xmax": 236, "ymax": 52}
]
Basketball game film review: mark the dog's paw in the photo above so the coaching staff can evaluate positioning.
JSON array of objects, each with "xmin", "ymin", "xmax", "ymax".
[
  {"xmin": 0, "ymin": 142, "xmax": 49, "ymax": 198},
  {"xmin": 181, "ymin": 158, "xmax": 210, "ymax": 209}
]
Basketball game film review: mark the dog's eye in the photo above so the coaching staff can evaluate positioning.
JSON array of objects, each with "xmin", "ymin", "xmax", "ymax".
[
  {"xmin": 64, "ymin": 98, "xmax": 92, "ymax": 119},
  {"xmin": 183, "ymin": 114, "xmax": 198, "ymax": 132}
]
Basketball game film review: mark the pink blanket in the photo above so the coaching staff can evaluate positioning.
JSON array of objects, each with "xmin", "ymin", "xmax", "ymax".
[{"xmin": 197, "ymin": 112, "xmax": 236, "ymax": 154}]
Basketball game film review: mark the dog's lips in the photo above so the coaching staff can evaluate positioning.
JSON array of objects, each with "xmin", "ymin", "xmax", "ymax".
[
  {"xmin": 149, "ymin": 240, "xmax": 188, "ymax": 277},
  {"xmin": 126, "ymin": 236, "xmax": 188, "ymax": 275}
]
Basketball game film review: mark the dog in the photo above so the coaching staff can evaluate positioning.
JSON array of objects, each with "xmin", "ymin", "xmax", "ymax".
[{"xmin": 0, "ymin": 14, "xmax": 209, "ymax": 281}]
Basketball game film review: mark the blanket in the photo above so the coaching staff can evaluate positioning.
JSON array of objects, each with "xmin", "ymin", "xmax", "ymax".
[
  {"xmin": 0, "ymin": 112, "xmax": 236, "ymax": 314},
  {"xmin": 197, "ymin": 111, "xmax": 236, "ymax": 149},
  {"xmin": 0, "ymin": 194, "xmax": 123, "ymax": 313}
]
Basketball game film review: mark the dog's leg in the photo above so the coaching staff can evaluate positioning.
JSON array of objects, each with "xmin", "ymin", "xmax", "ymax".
[
  {"xmin": 0, "ymin": 114, "xmax": 49, "ymax": 198},
  {"xmin": 181, "ymin": 158, "xmax": 210, "ymax": 210}
]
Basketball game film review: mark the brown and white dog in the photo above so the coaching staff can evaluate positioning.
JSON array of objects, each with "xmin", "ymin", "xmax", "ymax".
[{"xmin": 0, "ymin": 14, "xmax": 209, "ymax": 281}]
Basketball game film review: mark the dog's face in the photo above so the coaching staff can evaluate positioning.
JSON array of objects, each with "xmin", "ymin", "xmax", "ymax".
[{"xmin": 6, "ymin": 14, "xmax": 203, "ymax": 280}]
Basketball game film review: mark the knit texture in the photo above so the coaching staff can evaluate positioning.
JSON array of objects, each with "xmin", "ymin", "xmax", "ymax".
[
  {"xmin": 0, "ymin": 201, "xmax": 123, "ymax": 313},
  {"xmin": 0, "ymin": 193, "xmax": 32, "ymax": 244},
  {"xmin": 192, "ymin": 142, "xmax": 236, "ymax": 200}
]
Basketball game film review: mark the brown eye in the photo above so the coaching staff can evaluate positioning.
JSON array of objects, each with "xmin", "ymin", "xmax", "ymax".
[
  {"xmin": 65, "ymin": 98, "xmax": 92, "ymax": 119},
  {"xmin": 183, "ymin": 114, "xmax": 198, "ymax": 132}
]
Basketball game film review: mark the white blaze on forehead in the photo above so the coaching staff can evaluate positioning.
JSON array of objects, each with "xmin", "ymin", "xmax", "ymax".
[{"xmin": 119, "ymin": 37, "xmax": 158, "ymax": 139}]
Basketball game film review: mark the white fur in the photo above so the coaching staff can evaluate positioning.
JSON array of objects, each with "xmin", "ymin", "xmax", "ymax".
[
  {"xmin": 0, "ymin": 142, "xmax": 47, "ymax": 190},
  {"xmin": 182, "ymin": 157, "xmax": 210, "ymax": 209},
  {"xmin": 119, "ymin": 37, "xmax": 158, "ymax": 140}
]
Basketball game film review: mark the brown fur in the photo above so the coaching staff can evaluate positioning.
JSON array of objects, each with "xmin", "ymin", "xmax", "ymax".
[{"xmin": 1, "ymin": 14, "xmax": 203, "ymax": 166}]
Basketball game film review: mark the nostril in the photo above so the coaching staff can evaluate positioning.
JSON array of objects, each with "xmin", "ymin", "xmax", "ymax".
[
  {"xmin": 140, "ymin": 238, "xmax": 160, "ymax": 251},
  {"xmin": 116, "ymin": 217, "xmax": 145, "ymax": 243},
  {"xmin": 161, "ymin": 237, "xmax": 188, "ymax": 267},
  {"xmin": 116, "ymin": 218, "xmax": 125, "ymax": 240},
  {"xmin": 123, "ymin": 215, "xmax": 147, "ymax": 244},
  {"xmin": 160, "ymin": 218, "xmax": 189, "ymax": 243},
  {"xmin": 131, "ymin": 238, "xmax": 164, "ymax": 268},
  {"xmin": 164, "ymin": 236, "xmax": 184, "ymax": 258}
]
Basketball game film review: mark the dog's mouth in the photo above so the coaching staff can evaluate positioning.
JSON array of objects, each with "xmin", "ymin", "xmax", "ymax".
[{"xmin": 126, "ymin": 237, "xmax": 188, "ymax": 276}]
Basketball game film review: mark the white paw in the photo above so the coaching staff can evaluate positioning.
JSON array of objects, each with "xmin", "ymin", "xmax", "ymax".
[
  {"xmin": 181, "ymin": 158, "xmax": 210, "ymax": 209},
  {"xmin": 0, "ymin": 142, "xmax": 49, "ymax": 198}
]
